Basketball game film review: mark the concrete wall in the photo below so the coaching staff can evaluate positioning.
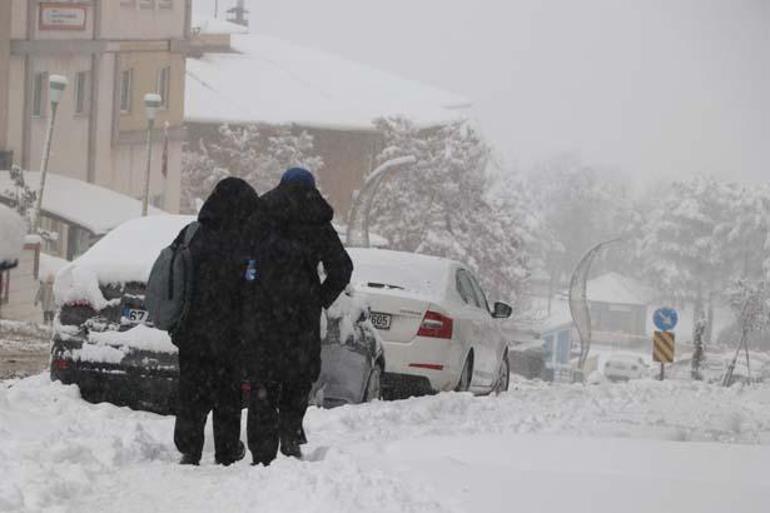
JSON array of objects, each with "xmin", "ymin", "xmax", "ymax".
[
  {"xmin": 0, "ymin": 242, "xmax": 40, "ymax": 322},
  {"xmin": 101, "ymin": 1, "xmax": 186, "ymax": 41},
  {"xmin": 25, "ymin": 54, "xmax": 93, "ymax": 181}
]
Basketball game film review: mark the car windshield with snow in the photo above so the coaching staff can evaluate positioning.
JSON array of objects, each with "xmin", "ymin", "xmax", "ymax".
[
  {"xmin": 348, "ymin": 248, "xmax": 513, "ymax": 398},
  {"xmin": 50, "ymin": 215, "xmax": 384, "ymax": 413}
]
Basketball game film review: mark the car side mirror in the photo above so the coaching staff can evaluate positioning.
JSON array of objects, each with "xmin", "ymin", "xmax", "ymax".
[{"xmin": 492, "ymin": 301, "xmax": 512, "ymax": 319}]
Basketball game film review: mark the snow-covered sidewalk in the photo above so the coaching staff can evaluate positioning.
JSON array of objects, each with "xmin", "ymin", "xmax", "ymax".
[{"xmin": 2, "ymin": 375, "xmax": 770, "ymax": 513}]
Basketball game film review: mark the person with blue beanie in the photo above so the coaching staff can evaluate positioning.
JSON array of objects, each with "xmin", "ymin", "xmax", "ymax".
[{"xmin": 240, "ymin": 167, "xmax": 352, "ymax": 464}]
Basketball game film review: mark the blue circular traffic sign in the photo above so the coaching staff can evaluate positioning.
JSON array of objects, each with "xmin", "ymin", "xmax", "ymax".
[{"xmin": 653, "ymin": 307, "xmax": 678, "ymax": 332}]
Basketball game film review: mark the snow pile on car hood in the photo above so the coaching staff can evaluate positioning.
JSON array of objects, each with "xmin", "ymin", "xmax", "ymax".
[
  {"xmin": 0, "ymin": 204, "xmax": 25, "ymax": 269},
  {"xmin": 55, "ymin": 215, "xmax": 195, "ymax": 308}
]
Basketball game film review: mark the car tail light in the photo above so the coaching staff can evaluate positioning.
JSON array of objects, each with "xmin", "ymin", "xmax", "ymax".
[
  {"xmin": 417, "ymin": 310, "xmax": 453, "ymax": 339},
  {"xmin": 52, "ymin": 358, "xmax": 70, "ymax": 370},
  {"xmin": 66, "ymin": 300, "xmax": 92, "ymax": 307}
]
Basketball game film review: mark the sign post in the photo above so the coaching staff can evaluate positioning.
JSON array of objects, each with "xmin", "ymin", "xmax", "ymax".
[{"xmin": 652, "ymin": 307, "xmax": 678, "ymax": 380}]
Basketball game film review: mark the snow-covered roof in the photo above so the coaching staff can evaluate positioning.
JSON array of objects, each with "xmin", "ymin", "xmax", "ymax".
[
  {"xmin": 190, "ymin": 14, "xmax": 249, "ymax": 35},
  {"xmin": 585, "ymin": 272, "xmax": 653, "ymax": 306},
  {"xmin": 185, "ymin": 34, "xmax": 471, "ymax": 130},
  {"xmin": 0, "ymin": 203, "xmax": 25, "ymax": 269},
  {"xmin": 55, "ymin": 215, "xmax": 194, "ymax": 309},
  {"xmin": 0, "ymin": 171, "xmax": 165, "ymax": 236}
]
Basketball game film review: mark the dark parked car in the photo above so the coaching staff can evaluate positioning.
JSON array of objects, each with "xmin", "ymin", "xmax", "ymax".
[{"xmin": 50, "ymin": 215, "xmax": 384, "ymax": 414}]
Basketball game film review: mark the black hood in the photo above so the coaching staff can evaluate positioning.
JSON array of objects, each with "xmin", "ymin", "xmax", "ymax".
[
  {"xmin": 198, "ymin": 177, "xmax": 259, "ymax": 229},
  {"xmin": 261, "ymin": 182, "xmax": 334, "ymax": 227}
]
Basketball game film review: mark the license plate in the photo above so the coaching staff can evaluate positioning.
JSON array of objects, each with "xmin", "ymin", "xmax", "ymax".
[
  {"xmin": 122, "ymin": 307, "xmax": 148, "ymax": 324},
  {"xmin": 369, "ymin": 311, "xmax": 392, "ymax": 330}
]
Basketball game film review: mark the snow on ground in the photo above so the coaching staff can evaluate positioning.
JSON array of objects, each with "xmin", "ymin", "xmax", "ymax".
[{"xmin": 2, "ymin": 376, "xmax": 770, "ymax": 513}]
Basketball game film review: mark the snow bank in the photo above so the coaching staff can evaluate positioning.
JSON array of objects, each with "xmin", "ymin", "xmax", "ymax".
[
  {"xmin": 348, "ymin": 248, "xmax": 451, "ymax": 299},
  {"xmin": 38, "ymin": 252, "xmax": 68, "ymax": 282},
  {"xmin": 0, "ymin": 204, "xmax": 25, "ymax": 268},
  {"xmin": 1, "ymin": 376, "xmax": 770, "ymax": 512},
  {"xmin": 55, "ymin": 215, "xmax": 194, "ymax": 307}
]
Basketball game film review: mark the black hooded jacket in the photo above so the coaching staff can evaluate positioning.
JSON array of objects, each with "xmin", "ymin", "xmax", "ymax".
[
  {"xmin": 240, "ymin": 182, "xmax": 353, "ymax": 383},
  {"xmin": 172, "ymin": 177, "xmax": 259, "ymax": 359}
]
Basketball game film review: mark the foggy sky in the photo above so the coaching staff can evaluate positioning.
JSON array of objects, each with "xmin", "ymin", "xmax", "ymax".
[{"xmin": 194, "ymin": 0, "xmax": 769, "ymax": 185}]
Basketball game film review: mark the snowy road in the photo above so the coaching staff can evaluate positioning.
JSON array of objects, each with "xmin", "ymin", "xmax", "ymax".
[{"xmin": 2, "ymin": 375, "xmax": 770, "ymax": 513}]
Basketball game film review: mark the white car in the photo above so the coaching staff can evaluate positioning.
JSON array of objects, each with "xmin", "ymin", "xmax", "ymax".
[
  {"xmin": 603, "ymin": 354, "xmax": 648, "ymax": 382},
  {"xmin": 348, "ymin": 248, "xmax": 513, "ymax": 397}
]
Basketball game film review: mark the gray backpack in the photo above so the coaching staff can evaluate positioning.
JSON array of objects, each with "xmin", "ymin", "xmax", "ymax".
[{"xmin": 145, "ymin": 222, "xmax": 200, "ymax": 334}]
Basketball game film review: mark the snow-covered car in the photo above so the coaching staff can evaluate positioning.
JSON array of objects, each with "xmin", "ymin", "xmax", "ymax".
[
  {"xmin": 347, "ymin": 248, "xmax": 513, "ymax": 398},
  {"xmin": 603, "ymin": 354, "xmax": 647, "ymax": 382},
  {"xmin": 50, "ymin": 215, "xmax": 384, "ymax": 413}
]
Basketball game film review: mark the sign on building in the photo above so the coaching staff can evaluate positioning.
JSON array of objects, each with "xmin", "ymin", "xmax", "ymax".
[{"xmin": 39, "ymin": 3, "xmax": 88, "ymax": 31}]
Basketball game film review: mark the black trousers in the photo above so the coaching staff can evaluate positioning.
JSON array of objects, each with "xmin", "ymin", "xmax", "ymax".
[
  {"xmin": 246, "ymin": 380, "xmax": 312, "ymax": 464},
  {"xmin": 174, "ymin": 350, "xmax": 242, "ymax": 462}
]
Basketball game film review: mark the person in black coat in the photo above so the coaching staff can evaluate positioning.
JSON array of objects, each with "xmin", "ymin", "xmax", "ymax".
[
  {"xmin": 172, "ymin": 177, "xmax": 259, "ymax": 466},
  {"xmin": 240, "ymin": 167, "xmax": 352, "ymax": 465}
]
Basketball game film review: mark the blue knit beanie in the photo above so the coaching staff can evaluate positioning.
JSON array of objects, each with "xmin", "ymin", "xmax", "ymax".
[{"xmin": 280, "ymin": 167, "xmax": 316, "ymax": 188}]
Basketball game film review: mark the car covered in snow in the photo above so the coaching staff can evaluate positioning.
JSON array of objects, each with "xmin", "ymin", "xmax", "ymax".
[
  {"xmin": 50, "ymin": 215, "xmax": 384, "ymax": 413},
  {"xmin": 347, "ymin": 248, "xmax": 513, "ymax": 398},
  {"xmin": 603, "ymin": 353, "xmax": 648, "ymax": 382}
]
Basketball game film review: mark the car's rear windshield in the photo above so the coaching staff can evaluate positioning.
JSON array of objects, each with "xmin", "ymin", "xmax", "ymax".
[{"xmin": 348, "ymin": 249, "xmax": 448, "ymax": 299}]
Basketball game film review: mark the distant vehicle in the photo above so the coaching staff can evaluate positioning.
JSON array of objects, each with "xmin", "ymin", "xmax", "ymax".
[
  {"xmin": 603, "ymin": 354, "xmax": 647, "ymax": 382},
  {"xmin": 50, "ymin": 215, "xmax": 384, "ymax": 413},
  {"xmin": 347, "ymin": 248, "xmax": 513, "ymax": 398}
]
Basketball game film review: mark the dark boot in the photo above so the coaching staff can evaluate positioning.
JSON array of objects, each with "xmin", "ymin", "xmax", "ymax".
[
  {"xmin": 215, "ymin": 440, "xmax": 246, "ymax": 466},
  {"xmin": 179, "ymin": 453, "xmax": 200, "ymax": 466},
  {"xmin": 280, "ymin": 433, "xmax": 302, "ymax": 459}
]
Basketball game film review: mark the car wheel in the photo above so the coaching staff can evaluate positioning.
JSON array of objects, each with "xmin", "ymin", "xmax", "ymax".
[
  {"xmin": 455, "ymin": 352, "xmax": 473, "ymax": 392},
  {"xmin": 493, "ymin": 351, "xmax": 510, "ymax": 394},
  {"xmin": 364, "ymin": 364, "xmax": 383, "ymax": 402}
]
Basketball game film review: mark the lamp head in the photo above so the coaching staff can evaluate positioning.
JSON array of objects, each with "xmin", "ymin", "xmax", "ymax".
[
  {"xmin": 48, "ymin": 74, "xmax": 68, "ymax": 105},
  {"xmin": 143, "ymin": 93, "xmax": 162, "ymax": 121}
]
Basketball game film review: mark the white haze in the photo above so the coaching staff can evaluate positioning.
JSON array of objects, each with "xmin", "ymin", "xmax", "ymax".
[{"xmin": 194, "ymin": 0, "xmax": 769, "ymax": 186}]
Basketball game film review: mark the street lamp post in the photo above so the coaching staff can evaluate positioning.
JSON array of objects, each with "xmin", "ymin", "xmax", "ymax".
[
  {"xmin": 32, "ymin": 74, "xmax": 68, "ymax": 233},
  {"xmin": 346, "ymin": 155, "xmax": 416, "ymax": 248},
  {"xmin": 141, "ymin": 93, "xmax": 162, "ymax": 216}
]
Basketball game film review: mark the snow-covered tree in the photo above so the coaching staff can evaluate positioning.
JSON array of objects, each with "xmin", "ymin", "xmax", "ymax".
[
  {"xmin": 181, "ymin": 124, "xmax": 323, "ymax": 213},
  {"xmin": 2, "ymin": 165, "xmax": 36, "ymax": 230},
  {"xmin": 367, "ymin": 117, "xmax": 532, "ymax": 309},
  {"xmin": 641, "ymin": 177, "xmax": 769, "ymax": 342},
  {"xmin": 525, "ymin": 155, "xmax": 638, "ymax": 296}
]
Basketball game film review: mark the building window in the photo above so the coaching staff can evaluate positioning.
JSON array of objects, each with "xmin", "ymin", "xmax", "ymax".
[
  {"xmin": 156, "ymin": 66, "xmax": 170, "ymax": 108},
  {"xmin": 138, "ymin": 0, "xmax": 155, "ymax": 9},
  {"xmin": 120, "ymin": 0, "xmax": 137, "ymax": 7},
  {"xmin": 158, "ymin": 0, "xmax": 173, "ymax": 9},
  {"xmin": 119, "ymin": 69, "xmax": 133, "ymax": 113},
  {"xmin": 74, "ymin": 71, "xmax": 89, "ymax": 115},
  {"xmin": 32, "ymin": 73, "xmax": 47, "ymax": 117}
]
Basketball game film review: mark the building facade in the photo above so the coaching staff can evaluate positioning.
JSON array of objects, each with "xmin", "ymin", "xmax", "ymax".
[{"xmin": 0, "ymin": 0, "xmax": 190, "ymax": 214}]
